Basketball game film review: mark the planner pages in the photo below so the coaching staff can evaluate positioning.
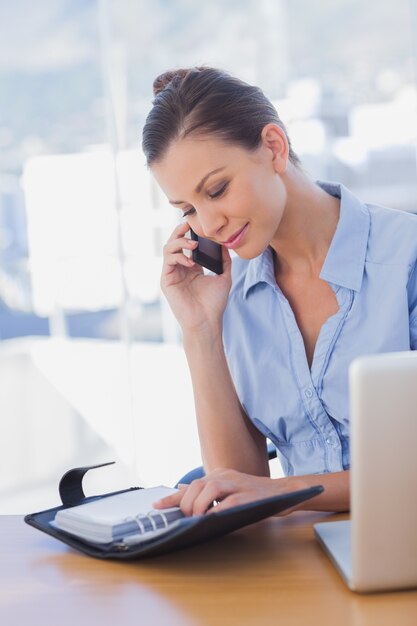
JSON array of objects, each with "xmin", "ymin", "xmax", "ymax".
[{"xmin": 53, "ymin": 486, "xmax": 184, "ymax": 544}]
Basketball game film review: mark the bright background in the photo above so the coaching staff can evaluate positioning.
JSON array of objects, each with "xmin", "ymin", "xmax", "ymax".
[{"xmin": 0, "ymin": 0, "xmax": 416, "ymax": 512}]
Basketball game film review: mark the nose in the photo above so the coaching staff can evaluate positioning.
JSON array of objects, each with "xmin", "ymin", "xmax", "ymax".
[{"xmin": 197, "ymin": 207, "xmax": 227, "ymax": 239}]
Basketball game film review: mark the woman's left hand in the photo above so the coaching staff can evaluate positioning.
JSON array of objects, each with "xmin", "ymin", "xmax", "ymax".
[{"xmin": 153, "ymin": 468, "xmax": 307, "ymax": 516}]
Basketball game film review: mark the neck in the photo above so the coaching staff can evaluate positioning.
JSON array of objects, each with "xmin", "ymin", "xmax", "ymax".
[{"xmin": 270, "ymin": 169, "xmax": 340, "ymax": 276}]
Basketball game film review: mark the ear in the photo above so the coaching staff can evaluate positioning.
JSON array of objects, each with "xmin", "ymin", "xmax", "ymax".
[{"xmin": 261, "ymin": 124, "xmax": 289, "ymax": 174}]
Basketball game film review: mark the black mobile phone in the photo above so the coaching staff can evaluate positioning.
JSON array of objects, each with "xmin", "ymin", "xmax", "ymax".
[{"xmin": 190, "ymin": 228, "xmax": 224, "ymax": 275}]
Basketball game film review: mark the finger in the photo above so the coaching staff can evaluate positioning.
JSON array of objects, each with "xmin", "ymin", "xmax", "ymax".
[
  {"xmin": 162, "ymin": 252, "xmax": 196, "ymax": 273},
  {"xmin": 162, "ymin": 247, "xmax": 199, "ymax": 278},
  {"xmin": 220, "ymin": 246, "xmax": 232, "ymax": 279},
  {"xmin": 167, "ymin": 220, "xmax": 192, "ymax": 243},
  {"xmin": 186, "ymin": 473, "xmax": 239, "ymax": 516},
  {"xmin": 153, "ymin": 487, "xmax": 185, "ymax": 509},
  {"xmin": 176, "ymin": 478, "xmax": 208, "ymax": 516},
  {"xmin": 163, "ymin": 237, "xmax": 198, "ymax": 256},
  {"xmin": 206, "ymin": 493, "xmax": 246, "ymax": 514},
  {"xmin": 190, "ymin": 480, "xmax": 229, "ymax": 516},
  {"xmin": 162, "ymin": 238, "xmax": 198, "ymax": 274},
  {"xmin": 221, "ymin": 245, "xmax": 231, "ymax": 267}
]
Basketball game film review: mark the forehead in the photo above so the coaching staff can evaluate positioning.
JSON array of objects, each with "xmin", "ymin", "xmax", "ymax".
[{"xmin": 151, "ymin": 136, "xmax": 250, "ymax": 198}]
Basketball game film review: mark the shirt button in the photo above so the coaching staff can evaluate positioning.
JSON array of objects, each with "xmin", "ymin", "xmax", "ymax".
[
  {"xmin": 305, "ymin": 388, "xmax": 313, "ymax": 399},
  {"xmin": 326, "ymin": 438, "xmax": 332, "ymax": 444}
]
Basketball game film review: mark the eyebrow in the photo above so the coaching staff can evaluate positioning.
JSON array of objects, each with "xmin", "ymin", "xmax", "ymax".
[{"xmin": 169, "ymin": 167, "xmax": 226, "ymax": 205}]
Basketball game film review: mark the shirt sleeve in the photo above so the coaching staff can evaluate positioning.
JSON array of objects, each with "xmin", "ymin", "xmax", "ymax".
[{"xmin": 408, "ymin": 260, "xmax": 417, "ymax": 350}]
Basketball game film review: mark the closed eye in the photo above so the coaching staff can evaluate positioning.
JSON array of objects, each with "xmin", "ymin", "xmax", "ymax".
[
  {"xmin": 182, "ymin": 207, "xmax": 196, "ymax": 218},
  {"xmin": 208, "ymin": 182, "xmax": 229, "ymax": 199},
  {"xmin": 181, "ymin": 182, "xmax": 228, "ymax": 217}
]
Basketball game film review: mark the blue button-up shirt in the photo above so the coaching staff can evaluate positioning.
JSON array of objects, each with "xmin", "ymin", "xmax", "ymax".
[{"xmin": 223, "ymin": 182, "xmax": 417, "ymax": 476}]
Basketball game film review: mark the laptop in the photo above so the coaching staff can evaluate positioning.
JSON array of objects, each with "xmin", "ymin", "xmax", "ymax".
[{"xmin": 314, "ymin": 351, "xmax": 417, "ymax": 593}]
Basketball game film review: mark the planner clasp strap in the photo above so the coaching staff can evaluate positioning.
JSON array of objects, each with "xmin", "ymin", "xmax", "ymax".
[{"xmin": 58, "ymin": 461, "xmax": 115, "ymax": 507}]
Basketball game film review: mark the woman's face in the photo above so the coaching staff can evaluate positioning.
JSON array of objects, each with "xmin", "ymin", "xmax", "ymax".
[{"xmin": 151, "ymin": 129, "xmax": 289, "ymax": 260}]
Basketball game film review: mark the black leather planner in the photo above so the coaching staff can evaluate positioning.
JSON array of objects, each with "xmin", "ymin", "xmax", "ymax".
[{"xmin": 24, "ymin": 462, "xmax": 324, "ymax": 560}]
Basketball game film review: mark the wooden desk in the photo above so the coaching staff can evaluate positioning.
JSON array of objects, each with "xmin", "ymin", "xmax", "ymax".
[{"xmin": 1, "ymin": 513, "xmax": 416, "ymax": 626}]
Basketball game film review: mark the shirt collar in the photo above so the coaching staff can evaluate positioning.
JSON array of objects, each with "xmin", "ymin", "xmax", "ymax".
[
  {"xmin": 243, "ymin": 181, "xmax": 370, "ymax": 298},
  {"xmin": 243, "ymin": 247, "xmax": 277, "ymax": 297},
  {"xmin": 319, "ymin": 181, "xmax": 370, "ymax": 292}
]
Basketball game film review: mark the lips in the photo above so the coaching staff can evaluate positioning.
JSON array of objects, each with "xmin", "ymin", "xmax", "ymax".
[{"xmin": 222, "ymin": 223, "xmax": 249, "ymax": 249}]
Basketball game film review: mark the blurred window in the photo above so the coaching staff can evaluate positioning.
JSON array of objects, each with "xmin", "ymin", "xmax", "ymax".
[{"xmin": 0, "ymin": 0, "xmax": 416, "ymax": 510}]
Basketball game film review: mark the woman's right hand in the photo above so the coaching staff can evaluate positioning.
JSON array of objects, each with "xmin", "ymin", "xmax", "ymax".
[{"xmin": 161, "ymin": 221, "xmax": 232, "ymax": 334}]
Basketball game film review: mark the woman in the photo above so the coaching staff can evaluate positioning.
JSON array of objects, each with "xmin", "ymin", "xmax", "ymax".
[{"xmin": 141, "ymin": 67, "xmax": 417, "ymax": 516}]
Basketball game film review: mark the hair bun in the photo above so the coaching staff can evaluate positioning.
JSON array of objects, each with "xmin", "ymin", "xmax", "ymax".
[
  {"xmin": 153, "ymin": 67, "xmax": 208, "ymax": 96},
  {"xmin": 152, "ymin": 69, "xmax": 188, "ymax": 96}
]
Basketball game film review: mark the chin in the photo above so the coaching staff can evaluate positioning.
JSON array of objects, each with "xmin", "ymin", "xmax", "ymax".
[{"xmin": 234, "ymin": 244, "xmax": 266, "ymax": 261}]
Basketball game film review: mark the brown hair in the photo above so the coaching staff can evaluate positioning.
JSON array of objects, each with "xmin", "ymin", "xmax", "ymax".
[{"xmin": 142, "ymin": 66, "xmax": 300, "ymax": 167}]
